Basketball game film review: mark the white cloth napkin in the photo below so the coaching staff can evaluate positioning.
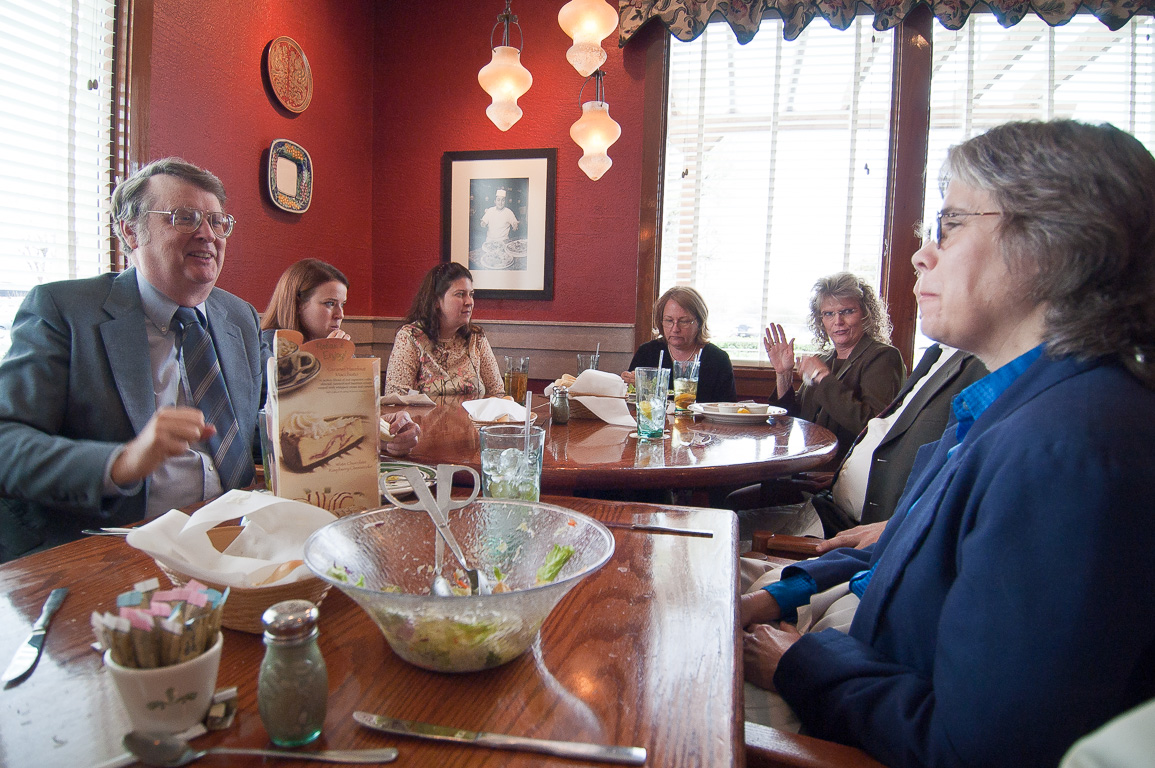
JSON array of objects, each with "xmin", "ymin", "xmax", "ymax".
[
  {"xmin": 380, "ymin": 390, "xmax": 436, "ymax": 406},
  {"xmin": 462, "ymin": 397, "xmax": 530, "ymax": 422},
  {"xmin": 126, "ymin": 490, "xmax": 336, "ymax": 588}
]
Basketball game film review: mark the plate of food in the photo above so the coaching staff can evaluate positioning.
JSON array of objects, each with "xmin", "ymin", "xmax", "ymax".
[
  {"xmin": 480, "ymin": 239, "xmax": 514, "ymax": 270},
  {"xmin": 379, "ymin": 461, "xmax": 436, "ymax": 499},
  {"xmin": 277, "ymin": 350, "xmax": 321, "ymax": 393},
  {"xmin": 689, "ymin": 402, "xmax": 786, "ymax": 424}
]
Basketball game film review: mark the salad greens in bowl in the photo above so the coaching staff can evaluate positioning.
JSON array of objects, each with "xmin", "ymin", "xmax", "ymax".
[{"xmin": 303, "ymin": 499, "xmax": 614, "ymax": 672}]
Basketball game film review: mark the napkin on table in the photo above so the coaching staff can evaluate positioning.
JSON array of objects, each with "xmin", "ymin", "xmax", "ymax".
[
  {"xmin": 462, "ymin": 397, "xmax": 530, "ymax": 423},
  {"xmin": 544, "ymin": 370, "xmax": 634, "ymax": 427},
  {"xmin": 126, "ymin": 490, "xmax": 336, "ymax": 588}
]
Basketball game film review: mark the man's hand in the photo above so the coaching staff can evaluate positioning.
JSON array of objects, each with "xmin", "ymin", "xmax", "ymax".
[
  {"xmin": 743, "ymin": 621, "xmax": 803, "ymax": 690},
  {"xmin": 740, "ymin": 587, "xmax": 784, "ymax": 628},
  {"xmin": 383, "ymin": 411, "xmax": 421, "ymax": 456},
  {"xmin": 111, "ymin": 406, "xmax": 214, "ymax": 487},
  {"xmin": 814, "ymin": 521, "xmax": 886, "ymax": 553}
]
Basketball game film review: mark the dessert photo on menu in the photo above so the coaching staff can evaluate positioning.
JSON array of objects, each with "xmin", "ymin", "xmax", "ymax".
[{"xmin": 267, "ymin": 329, "xmax": 380, "ymax": 515}]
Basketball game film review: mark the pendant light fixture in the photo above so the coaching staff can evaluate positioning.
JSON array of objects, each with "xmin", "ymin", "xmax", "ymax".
[
  {"xmin": 477, "ymin": 0, "xmax": 532, "ymax": 131},
  {"xmin": 558, "ymin": 0, "xmax": 619, "ymax": 77},
  {"xmin": 569, "ymin": 70, "xmax": 621, "ymax": 181}
]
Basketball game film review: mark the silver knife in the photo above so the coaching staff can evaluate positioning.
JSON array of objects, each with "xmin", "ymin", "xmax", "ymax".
[
  {"xmin": 2, "ymin": 588, "xmax": 68, "ymax": 685},
  {"xmin": 354, "ymin": 711, "xmax": 647, "ymax": 765}
]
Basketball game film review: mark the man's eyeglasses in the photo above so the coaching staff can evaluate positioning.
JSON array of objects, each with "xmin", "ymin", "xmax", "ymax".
[
  {"xmin": 146, "ymin": 207, "xmax": 235, "ymax": 238},
  {"xmin": 820, "ymin": 308, "xmax": 859, "ymax": 321},
  {"xmin": 663, "ymin": 317, "xmax": 697, "ymax": 330},
  {"xmin": 920, "ymin": 211, "xmax": 1001, "ymax": 248}
]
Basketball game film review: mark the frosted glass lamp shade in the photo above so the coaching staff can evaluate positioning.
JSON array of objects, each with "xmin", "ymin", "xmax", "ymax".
[
  {"xmin": 558, "ymin": 0, "xmax": 618, "ymax": 77},
  {"xmin": 569, "ymin": 100, "xmax": 620, "ymax": 181},
  {"xmin": 478, "ymin": 46, "xmax": 533, "ymax": 131}
]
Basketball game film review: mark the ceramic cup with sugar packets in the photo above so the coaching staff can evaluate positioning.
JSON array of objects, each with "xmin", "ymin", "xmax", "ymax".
[{"xmin": 105, "ymin": 632, "xmax": 223, "ymax": 733}]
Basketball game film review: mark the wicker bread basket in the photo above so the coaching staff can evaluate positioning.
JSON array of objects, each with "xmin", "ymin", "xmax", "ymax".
[{"xmin": 155, "ymin": 526, "xmax": 331, "ymax": 634}]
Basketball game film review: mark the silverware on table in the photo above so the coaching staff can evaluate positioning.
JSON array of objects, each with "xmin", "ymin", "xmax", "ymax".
[
  {"xmin": 82, "ymin": 528, "xmax": 133, "ymax": 536},
  {"xmin": 2, "ymin": 587, "xmax": 68, "ymax": 685},
  {"xmin": 602, "ymin": 522, "xmax": 714, "ymax": 538},
  {"xmin": 122, "ymin": 731, "xmax": 399, "ymax": 766},
  {"xmin": 353, "ymin": 711, "xmax": 647, "ymax": 765}
]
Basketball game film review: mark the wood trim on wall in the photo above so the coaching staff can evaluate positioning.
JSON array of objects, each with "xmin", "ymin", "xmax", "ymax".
[
  {"xmin": 340, "ymin": 318, "xmax": 637, "ymax": 385},
  {"xmin": 880, "ymin": 5, "xmax": 933, "ymax": 371},
  {"xmin": 633, "ymin": 22, "xmax": 670, "ymax": 350}
]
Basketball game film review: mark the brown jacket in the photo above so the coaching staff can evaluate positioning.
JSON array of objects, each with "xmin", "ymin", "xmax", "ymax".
[{"xmin": 773, "ymin": 336, "xmax": 905, "ymax": 462}]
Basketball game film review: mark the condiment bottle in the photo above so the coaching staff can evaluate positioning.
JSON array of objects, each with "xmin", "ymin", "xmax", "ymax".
[
  {"xmin": 258, "ymin": 599, "xmax": 328, "ymax": 747},
  {"xmin": 551, "ymin": 386, "xmax": 570, "ymax": 424}
]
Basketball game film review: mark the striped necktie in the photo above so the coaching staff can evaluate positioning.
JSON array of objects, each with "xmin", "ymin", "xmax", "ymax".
[{"xmin": 174, "ymin": 307, "xmax": 253, "ymax": 490}]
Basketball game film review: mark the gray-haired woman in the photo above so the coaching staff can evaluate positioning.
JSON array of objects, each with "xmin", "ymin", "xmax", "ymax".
[{"xmin": 764, "ymin": 272, "xmax": 904, "ymax": 459}]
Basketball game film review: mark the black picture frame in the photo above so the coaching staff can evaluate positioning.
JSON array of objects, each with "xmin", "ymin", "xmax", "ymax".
[{"xmin": 441, "ymin": 148, "xmax": 556, "ymax": 300}]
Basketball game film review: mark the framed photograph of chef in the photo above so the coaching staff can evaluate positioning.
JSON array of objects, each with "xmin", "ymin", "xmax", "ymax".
[{"xmin": 441, "ymin": 148, "xmax": 555, "ymax": 300}]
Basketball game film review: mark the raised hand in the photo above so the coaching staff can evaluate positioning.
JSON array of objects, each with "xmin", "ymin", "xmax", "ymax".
[{"xmin": 111, "ymin": 406, "xmax": 215, "ymax": 487}]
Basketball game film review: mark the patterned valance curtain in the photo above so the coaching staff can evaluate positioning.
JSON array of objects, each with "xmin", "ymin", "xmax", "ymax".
[{"xmin": 618, "ymin": 0, "xmax": 1155, "ymax": 42}]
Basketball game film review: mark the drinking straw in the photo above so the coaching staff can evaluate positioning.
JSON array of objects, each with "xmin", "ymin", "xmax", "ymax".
[
  {"xmin": 657, "ymin": 350, "xmax": 664, "ymax": 371},
  {"xmin": 595, "ymin": 342, "xmax": 600, "ymax": 356},
  {"xmin": 523, "ymin": 390, "xmax": 533, "ymax": 457}
]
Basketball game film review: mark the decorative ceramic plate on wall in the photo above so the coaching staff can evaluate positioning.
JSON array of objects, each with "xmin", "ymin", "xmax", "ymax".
[
  {"xmin": 266, "ymin": 36, "xmax": 313, "ymax": 113},
  {"xmin": 268, "ymin": 138, "xmax": 312, "ymax": 213}
]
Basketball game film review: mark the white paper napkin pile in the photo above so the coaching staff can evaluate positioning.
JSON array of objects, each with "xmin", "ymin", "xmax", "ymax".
[
  {"xmin": 462, "ymin": 397, "xmax": 530, "ymax": 423},
  {"xmin": 126, "ymin": 490, "xmax": 336, "ymax": 588}
]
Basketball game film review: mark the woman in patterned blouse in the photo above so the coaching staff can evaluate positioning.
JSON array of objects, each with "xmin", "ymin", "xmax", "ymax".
[{"xmin": 385, "ymin": 262, "xmax": 505, "ymax": 398}]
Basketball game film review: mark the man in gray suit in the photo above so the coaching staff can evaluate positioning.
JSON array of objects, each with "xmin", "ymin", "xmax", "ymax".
[{"xmin": 0, "ymin": 158, "xmax": 263, "ymax": 560}]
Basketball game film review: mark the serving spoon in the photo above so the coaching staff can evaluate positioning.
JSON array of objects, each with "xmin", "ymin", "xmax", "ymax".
[{"xmin": 123, "ymin": 731, "xmax": 398, "ymax": 766}]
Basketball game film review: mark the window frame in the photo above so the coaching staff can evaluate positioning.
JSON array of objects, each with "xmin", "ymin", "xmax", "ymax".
[{"xmin": 634, "ymin": 6, "xmax": 936, "ymax": 377}]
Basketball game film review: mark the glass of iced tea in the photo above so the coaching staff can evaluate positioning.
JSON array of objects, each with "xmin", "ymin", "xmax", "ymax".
[
  {"xmin": 503, "ymin": 356, "xmax": 529, "ymax": 402},
  {"xmin": 672, "ymin": 359, "xmax": 700, "ymax": 412}
]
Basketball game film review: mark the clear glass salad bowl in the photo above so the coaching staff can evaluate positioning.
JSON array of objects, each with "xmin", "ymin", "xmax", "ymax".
[{"xmin": 303, "ymin": 499, "xmax": 614, "ymax": 672}]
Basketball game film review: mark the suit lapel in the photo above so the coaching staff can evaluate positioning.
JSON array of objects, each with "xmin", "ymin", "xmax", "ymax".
[
  {"xmin": 100, "ymin": 268, "xmax": 155, "ymax": 434},
  {"xmin": 205, "ymin": 291, "xmax": 248, "ymax": 409},
  {"xmin": 875, "ymin": 350, "xmax": 965, "ymax": 451}
]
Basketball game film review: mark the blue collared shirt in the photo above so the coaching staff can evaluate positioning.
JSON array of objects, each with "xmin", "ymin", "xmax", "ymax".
[
  {"xmin": 763, "ymin": 345, "xmax": 1048, "ymax": 616},
  {"xmin": 951, "ymin": 345, "xmax": 1044, "ymax": 443}
]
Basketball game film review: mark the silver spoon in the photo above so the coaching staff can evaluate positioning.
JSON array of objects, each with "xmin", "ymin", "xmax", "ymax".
[{"xmin": 123, "ymin": 731, "xmax": 398, "ymax": 766}]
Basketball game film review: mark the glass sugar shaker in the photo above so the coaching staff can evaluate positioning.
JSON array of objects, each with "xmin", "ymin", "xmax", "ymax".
[
  {"xmin": 551, "ymin": 385, "xmax": 570, "ymax": 424},
  {"xmin": 258, "ymin": 599, "xmax": 328, "ymax": 747}
]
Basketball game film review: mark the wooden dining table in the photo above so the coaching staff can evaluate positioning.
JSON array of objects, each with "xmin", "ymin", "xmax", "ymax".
[
  {"xmin": 395, "ymin": 396, "xmax": 838, "ymax": 494},
  {"xmin": 0, "ymin": 495, "xmax": 742, "ymax": 767}
]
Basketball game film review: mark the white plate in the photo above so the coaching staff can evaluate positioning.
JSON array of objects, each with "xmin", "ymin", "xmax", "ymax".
[
  {"xmin": 689, "ymin": 403, "xmax": 786, "ymax": 424},
  {"xmin": 379, "ymin": 461, "xmax": 436, "ymax": 498}
]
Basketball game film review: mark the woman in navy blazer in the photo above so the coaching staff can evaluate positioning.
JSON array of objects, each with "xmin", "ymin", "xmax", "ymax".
[{"xmin": 742, "ymin": 120, "xmax": 1155, "ymax": 767}]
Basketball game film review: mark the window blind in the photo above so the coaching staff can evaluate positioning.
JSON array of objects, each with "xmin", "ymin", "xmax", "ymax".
[
  {"xmin": 662, "ymin": 18, "xmax": 894, "ymax": 360},
  {"xmin": 914, "ymin": 14, "xmax": 1155, "ymax": 357},
  {"xmin": 0, "ymin": 0, "xmax": 115, "ymax": 357}
]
